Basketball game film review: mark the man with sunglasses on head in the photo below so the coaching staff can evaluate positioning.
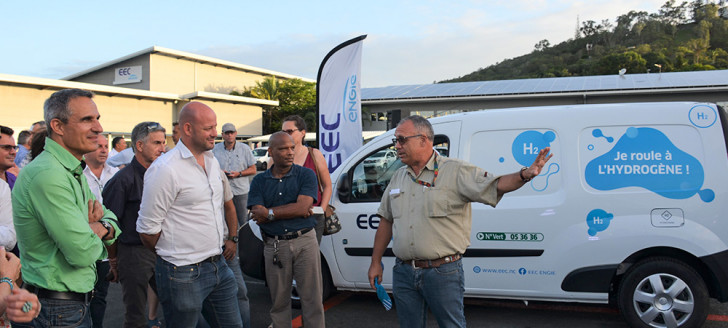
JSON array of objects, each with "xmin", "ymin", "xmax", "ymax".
[
  {"xmin": 103, "ymin": 122, "xmax": 166, "ymax": 328},
  {"xmin": 367, "ymin": 115, "xmax": 553, "ymax": 328}
]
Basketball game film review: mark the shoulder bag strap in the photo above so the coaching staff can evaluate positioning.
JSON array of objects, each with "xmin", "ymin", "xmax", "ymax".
[{"xmin": 308, "ymin": 147, "xmax": 324, "ymax": 194}]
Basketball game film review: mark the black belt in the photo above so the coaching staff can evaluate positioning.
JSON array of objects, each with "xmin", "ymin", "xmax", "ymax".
[
  {"xmin": 198, "ymin": 254, "xmax": 221, "ymax": 264},
  {"xmin": 25, "ymin": 284, "xmax": 93, "ymax": 302},
  {"xmin": 264, "ymin": 227, "xmax": 313, "ymax": 240}
]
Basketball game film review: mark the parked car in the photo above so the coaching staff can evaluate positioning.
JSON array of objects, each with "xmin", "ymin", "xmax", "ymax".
[
  {"xmin": 252, "ymin": 146, "xmax": 269, "ymax": 170},
  {"xmin": 362, "ymin": 149, "xmax": 397, "ymax": 170},
  {"xmin": 241, "ymin": 102, "xmax": 728, "ymax": 328}
]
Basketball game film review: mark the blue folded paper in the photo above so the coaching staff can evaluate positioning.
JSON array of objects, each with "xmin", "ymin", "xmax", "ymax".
[{"xmin": 374, "ymin": 277, "xmax": 392, "ymax": 311}]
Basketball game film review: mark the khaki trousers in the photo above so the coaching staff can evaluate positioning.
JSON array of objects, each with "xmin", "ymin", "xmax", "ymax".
[{"xmin": 263, "ymin": 229, "xmax": 324, "ymax": 328}]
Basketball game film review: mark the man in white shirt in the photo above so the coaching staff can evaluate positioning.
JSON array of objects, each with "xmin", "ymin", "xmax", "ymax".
[
  {"xmin": 137, "ymin": 102, "xmax": 242, "ymax": 328},
  {"xmin": 82, "ymin": 133, "xmax": 120, "ymax": 328},
  {"xmin": 84, "ymin": 134, "xmax": 120, "ymax": 203},
  {"xmin": 0, "ymin": 180, "xmax": 15, "ymax": 251}
]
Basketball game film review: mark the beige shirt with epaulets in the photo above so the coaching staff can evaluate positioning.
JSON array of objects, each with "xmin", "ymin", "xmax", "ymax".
[{"xmin": 377, "ymin": 151, "xmax": 502, "ymax": 261}]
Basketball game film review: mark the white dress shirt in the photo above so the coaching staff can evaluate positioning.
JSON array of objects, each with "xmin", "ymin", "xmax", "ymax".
[
  {"xmin": 0, "ymin": 180, "xmax": 15, "ymax": 250},
  {"xmin": 136, "ymin": 140, "xmax": 225, "ymax": 266},
  {"xmin": 83, "ymin": 163, "xmax": 120, "ymax": 203}
]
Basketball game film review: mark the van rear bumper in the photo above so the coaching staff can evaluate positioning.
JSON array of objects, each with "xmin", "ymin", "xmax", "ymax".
[{"xmin": 700, "ymin": 249, "xmax": 728, "ymax": 302}]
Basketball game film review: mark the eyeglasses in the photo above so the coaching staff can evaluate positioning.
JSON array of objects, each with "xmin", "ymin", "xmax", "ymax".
[
  {"xmin": 392, "ymin": 134, "xmax": 423, "ymax": 145},
  {"xmin": 282, "ymin": 129, "xmax": 300, "ymax": 135},
  {"xmin": 0, "ymin": 145, "xmax": 18, "ymax": 152}
]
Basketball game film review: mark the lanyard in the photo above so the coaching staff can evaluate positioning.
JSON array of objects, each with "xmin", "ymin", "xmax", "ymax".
[{"xmin": 409, "ymin": 154, "xmax": 438, "ymax": 187}]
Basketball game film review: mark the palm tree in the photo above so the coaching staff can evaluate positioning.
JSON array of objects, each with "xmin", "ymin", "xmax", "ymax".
[
  {"xmin": 251, "ymin": 76, "xmax": 280, "ymax": 100},
  {"xmin": 249, "ymin": 76, "xmax": 281, "ymax": 133}
]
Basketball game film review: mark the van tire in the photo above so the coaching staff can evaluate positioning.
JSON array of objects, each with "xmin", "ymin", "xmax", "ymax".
[
  {"xmin": 617, "ymin": 257, "xmax": 708, "ymax": 328},
  {"xmin": 291, "ymin": 257, "xmax": 335, "ymax": 309}
]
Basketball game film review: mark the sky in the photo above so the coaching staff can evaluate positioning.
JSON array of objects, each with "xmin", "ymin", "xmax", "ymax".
[{"xmin": 1, "ymin": 0, "xmax": 668, "ymax": 88}]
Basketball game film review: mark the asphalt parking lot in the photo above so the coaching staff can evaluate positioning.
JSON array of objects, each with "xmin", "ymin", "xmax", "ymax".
[{"xmin": 101, "ymin": 274, "xmax": 728, "ymax": 328}]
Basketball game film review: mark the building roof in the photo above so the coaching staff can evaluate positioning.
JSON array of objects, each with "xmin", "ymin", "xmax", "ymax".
[
  {"xmin": 62, "ymin": 46, "xmax": 315, "ymax": 83},
  {"xmin": 361, "ymin": 70, "xmax": 728, "ymax": 103},
  {"xmin": 0, "ymin": 73, "xmax": 277, "ymax": 106}
]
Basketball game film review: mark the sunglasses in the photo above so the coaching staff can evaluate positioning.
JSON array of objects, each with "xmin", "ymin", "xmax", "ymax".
[
  {"xmin": 392, "ymin": 134, "xmax": 423, "ymax": 145},
  {"xmin": 282, "ymin": 129, "xmax": 300, "ymax": 135},
  {"xmin": 146, "ymin": 122, "xmax": 162, "ymax": 131},
  {"xmin": 0, "ymin": 145, "xmax": 17, "ymax": 152}
]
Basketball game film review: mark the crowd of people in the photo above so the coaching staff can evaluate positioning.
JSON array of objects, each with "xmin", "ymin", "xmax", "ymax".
[
  {"xmin": 0, "ymin": 88, "xmax": 338, "ymax": 328},
  {"xmin": 0, "ymin": 87, "xmax": 552, "ymax": 328}
]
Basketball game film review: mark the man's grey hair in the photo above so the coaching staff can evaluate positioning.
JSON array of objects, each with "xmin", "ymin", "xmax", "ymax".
[
  {"xmin": 17, "ymin": 130, "xmax": 31, "ymax": 145},
  {"xmin": 399, "ymin": 115, "xmax": 434, "ymax": 141},
  {"xmin": 30, "ymin": 121, "xmax": 46, "ymax": 131},
  {"xmin": 44, "ymin": 89, "xmax": 94, "ymax": 136},
  {"xmin": 131, "ymin": 122, "xmax": 166, "ymax": 153}
]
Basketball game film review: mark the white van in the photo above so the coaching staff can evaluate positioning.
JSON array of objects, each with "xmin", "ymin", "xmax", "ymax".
[{"xmin": 241, "ymin": 102, "xmax": 728, "ymax": 328}]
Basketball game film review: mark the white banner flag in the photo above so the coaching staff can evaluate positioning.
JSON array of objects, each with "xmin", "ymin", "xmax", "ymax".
[{"xmin": 317, "ymin": 35, "xmax": 367, "ymax": 173}]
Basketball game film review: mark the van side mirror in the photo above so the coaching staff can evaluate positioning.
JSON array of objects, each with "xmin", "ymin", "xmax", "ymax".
[{"xmin": 337, "ymin": 171, "xmax": 351, "ymax": 203}]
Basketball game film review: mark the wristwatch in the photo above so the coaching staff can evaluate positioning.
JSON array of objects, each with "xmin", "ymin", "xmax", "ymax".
[
  {"xmin": 268, "ymin": 208, "xmax": 275, "ymax": 221},
  {"xmin": 99, "ymin": 220, "xmax": 112, "ymax": 240},
  {"xmin": 227, "ymin": 235, "xmax": 239, "ymax": 243},
  {"xmin": 519, "ymin": 167, "xmax": 532, "ymax": 183}
]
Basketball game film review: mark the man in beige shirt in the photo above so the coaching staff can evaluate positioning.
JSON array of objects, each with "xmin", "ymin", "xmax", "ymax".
[{"xmin": 367, "ymin": 115, "xmax": 552, "ymax": 328}]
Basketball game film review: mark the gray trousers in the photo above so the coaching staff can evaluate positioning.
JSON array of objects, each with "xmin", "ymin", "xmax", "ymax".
[
  {"xmin": 264, "ymin": 229, "xmax": 324, "ymax": 328},
  {"xmin": 118, "ymin": 243, "xmax": 157, "ymax": 328}
]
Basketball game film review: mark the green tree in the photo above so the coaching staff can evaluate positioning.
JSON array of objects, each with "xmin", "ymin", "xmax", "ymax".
[
  {"xmin": 597, "ymin": 51, "xmax": 648, "ymax": 74},
  {"xmin": 231, "ymin": 77, "xmax": 317, "ymax": 134},
  {"xmin": 277, "ymin": 79, "xmax": 317, "ymax": 133},
  {"xmin": 534, "ymin": 39, "xmax": 551, "ymax": 52}
]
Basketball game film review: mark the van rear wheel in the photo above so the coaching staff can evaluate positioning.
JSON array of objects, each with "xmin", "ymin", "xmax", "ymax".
[{"xmin": 617, "ymin": 257, "xmax": 708, "ymax": 328}]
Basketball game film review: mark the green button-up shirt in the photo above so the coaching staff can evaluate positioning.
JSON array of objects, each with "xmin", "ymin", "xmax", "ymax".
[{"xmin": 12, "ymin": 138, "xmax": 120, "ymax": 293}]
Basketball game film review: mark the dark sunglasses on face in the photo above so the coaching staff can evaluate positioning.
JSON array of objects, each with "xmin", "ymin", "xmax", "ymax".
[
  {"xmin": 0, "ymin": 145, "xmax": 17, "ymax": 152},
  {"xmin": 392, "ymin": 134, "xmax": 423, "ymax": 145},
  {"xmin": 282, "ymin": 129, "xmax": 299, "ymax": 135}
]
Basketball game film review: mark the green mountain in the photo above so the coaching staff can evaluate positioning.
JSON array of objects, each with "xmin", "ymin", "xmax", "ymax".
[{"xmin": 441, "ymin": 0, "xmax": 728, "ymax": 83}]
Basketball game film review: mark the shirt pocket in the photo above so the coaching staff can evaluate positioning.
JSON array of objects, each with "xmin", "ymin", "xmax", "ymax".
[
  {"xmin": 389, "ymin": 190, "xmax": 404, "ymax": 219},
  {"xmin": 425, "ymin": 187, "xmax": 449, "ymax": 218}
]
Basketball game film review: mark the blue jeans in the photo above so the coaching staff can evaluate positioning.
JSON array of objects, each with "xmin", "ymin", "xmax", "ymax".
[
  {"xmin": 11, "ymin": 298, "xmax": 91, "ymax": 328},
  {"xmin": 156, "ymin": 255, "xmax": 242, "ymax": 328},
  {"xmin": 197, "ymin": 252, "xmax": 251, "ymax": 328},
  {"xmin": 226, "ymin": 254, "xmax": 251, "ymax": 328},
  {"xmin": 392, "ymin": 258, "xmax": 465, "ymax": 328}
]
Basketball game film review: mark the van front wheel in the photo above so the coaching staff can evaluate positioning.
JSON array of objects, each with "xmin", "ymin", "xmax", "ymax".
[{"xmin": 617, "ymin": 257, "xmax": 708, "ymax": 328}]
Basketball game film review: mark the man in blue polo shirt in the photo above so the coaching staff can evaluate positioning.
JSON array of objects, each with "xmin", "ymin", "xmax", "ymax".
[{"xmin": 248, "ymin": 132, "xmax": 324, "ymax": 328}]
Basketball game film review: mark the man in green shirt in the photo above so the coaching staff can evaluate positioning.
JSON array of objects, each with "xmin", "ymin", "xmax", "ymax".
[{"xmin": 12, "ymin": 88, "xmax": 120, "ymax": 328}]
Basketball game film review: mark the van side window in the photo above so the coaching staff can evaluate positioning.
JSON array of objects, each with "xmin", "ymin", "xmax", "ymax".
[{"xmin": 348, "ymin": 135, "xmax": 450, "ymax": 202}]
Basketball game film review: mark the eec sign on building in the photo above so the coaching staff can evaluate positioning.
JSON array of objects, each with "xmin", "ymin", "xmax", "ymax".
[{"xmin": 113, "ymin": 65, "xmax": 142, "ymax": 85}]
